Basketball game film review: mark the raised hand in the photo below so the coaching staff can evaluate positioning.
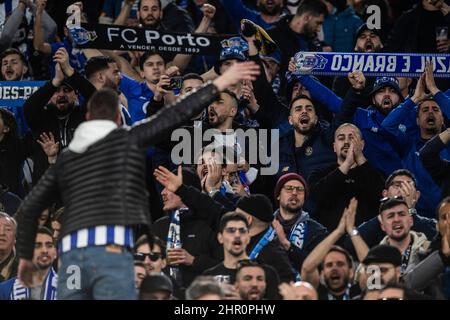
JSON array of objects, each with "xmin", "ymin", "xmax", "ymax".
[
  {"xmin": 350, "ymin": 130, "xmax": 366, "ymax": 166},
  {"xmin": 201, "ymin": 3, "xmax": 216, "ymax": 20},
  {"xmin": 339, "ymin": 140, "xmax": 356, "ymax": 174},
  {"xmin": 205, "ymin": 158, "xmax": 222, "ymax": 192},
  {"xmin": 424, "ymin": 61, "xmax": 440, "ymax": 95},
  {"xmin": 398, "ymin": 180, "xmax": 417, "ymax": 209},
  {"xmin": 273, "ymin": 219, "xmax": 291, "ymax": 250},
  {"xmin": 154, "ymin": 75, "xmax": 171, "ymax": 101},
  {"xmin": 288, "ymin": 57, "xmax": 296, "ymax": 73},
  {"xmin": 53, "ymin": 47, "xmax": 74, "ymax": 77},
  {"xmin": 165, "ymin": 65, "xmax": 180, "ymax": 77},
  {"xmin": 37, "ymin": 132, "xmax": 59, "ymax": 164},
  {"xmin": 52, "ymin": 63, "xmax": 65, "ymax": 87},
  {"xmin": 437, "ymin": 38, "xmax": 450, "ymax": 53},
  {"xmin": 345, "ymin": 198, "xmax": 358, "ymax": 235},
  {"xmin": 411, "ymin": 72, "xmax": 426, "ymax": 104},
  {"xmin": 336, "ymin": 206, "xmax": 348, "ymax": 237},
  {"xmin": 348, "ymin": 71, "xmax": 366, "ymax": 91},
  {"xmin": 166, "ymin": 247, "xmax": 195, "ymax": 266},
  {"xmin": 240, "ymin": 81, "xmax": 259, "ymax": 113},
  {"xmin": 154, "ymin": 165, "xmax": 183, "ymax": 193},
  {"xmin": 213, "ymin": 61, "xmax": 260, "ymax": 92}
]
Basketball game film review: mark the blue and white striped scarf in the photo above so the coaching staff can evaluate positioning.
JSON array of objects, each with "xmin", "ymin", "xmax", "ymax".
[
  {"xmin": 249, "ymin": 227, "xmax": 276, "ymax": 260},
  {"xmin": 10, "ymin": 268, "xmax": 57, "ymax": 300}
]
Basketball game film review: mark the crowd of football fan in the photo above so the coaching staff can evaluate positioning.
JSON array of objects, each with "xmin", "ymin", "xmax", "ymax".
[{"xmin": 0, "ymin": 0, "xmax": 450, "ymax": 300}]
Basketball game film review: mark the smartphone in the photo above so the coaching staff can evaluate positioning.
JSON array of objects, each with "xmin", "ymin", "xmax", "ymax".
[{"xmin": 162, "ymin": 76, "xmax": 182, "ymax": 91}]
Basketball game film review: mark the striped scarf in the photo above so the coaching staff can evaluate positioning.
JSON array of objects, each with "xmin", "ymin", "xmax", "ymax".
[
  {"xmin": 10, "ymin": 268, "xmax": 57, "ymax": 300},
  {"xmin": 249, "ymin": 227, "xmax": 276, "ymax": 260}
]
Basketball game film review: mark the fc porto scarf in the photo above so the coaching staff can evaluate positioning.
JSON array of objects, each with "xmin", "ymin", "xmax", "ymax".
[
  {"xmin": 10, "ymin": 268, "xmax": 57, "ymax": 300},
  {"xmin": 290, "ymin": 52, "xmax": 450, "ymax": 78}
]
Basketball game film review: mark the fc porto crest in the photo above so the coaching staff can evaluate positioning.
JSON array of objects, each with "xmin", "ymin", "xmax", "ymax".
[
  {"xmin": 69, "ymin": 26, "xmax": 98, "ymax": 45},
  {"xmin": 294, "ymin": 52, "xmax": 328, "ymax": 74}
]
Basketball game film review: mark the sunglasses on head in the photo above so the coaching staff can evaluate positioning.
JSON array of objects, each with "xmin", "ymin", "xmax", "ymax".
[
  {"xmin": 134, "ymin": 252, "xmax": 163, "ymax": 262},
  {"xmin": 379, "ymin": 195, "xmax": 404, "ymax": 203}
]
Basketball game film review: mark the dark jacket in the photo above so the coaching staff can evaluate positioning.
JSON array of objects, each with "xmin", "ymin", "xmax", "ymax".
[
  {"xmin": 249, "ymin": 229, "xmax": 297, "ymax": 283},
  {"xmin": 332, "ymin": 75, "xmax": 376, "ymax": 109},
  {"xmin": 151, "ymin": 209, "xmax": 222, "ymax": 287},
  {"xmin": 248, "ymin": 54, "xmax": 289, "ymax": 133},
  {"xmin": 385, "ymin": 3, "xmax": 450, "ymax": 53},
  {"xmin": 174, "ymin": 184, "xmax": 296, "ymax": 283},
  {"xmin": 278, "ymin": 123, "xmax": 337, "ymax": 181},
  {"xmin": 0, "ymin": 135, "xmax": 31, "ymax": 197},
  {"xmin": 268, "ymin": 15, "xmax": 322, "ymax": 76},
  {"xmin": 15, "ymin": 83, "xmax": 221, "ymax": 260},
  {"xmin": 335, "ymin": 88, "xmax": 405, "ymax": 176},
  {"xmin": 309, "ymin": 162, "xmax": 385, "ymax": 231},
  {"xmin": 403, "ymin": 236, "xmax": 450, "ymax": 300},
  {"xmin": 273, "ymin": 209, "xmax": 329, "ymax": 271},
  {"xmin": 185, "ymin": 0, "xmax": 234, "ymax": 34},
  {"xmin": 419, "ymin": 134, "xmax": 450, "ymax": 199},
  {"xmin": 162, "ymin": 2, "xmax": 195, "ymax": 33},
  {"xmin": 22, "ymin": 72, "xmax": 95, "ymax": 184}
]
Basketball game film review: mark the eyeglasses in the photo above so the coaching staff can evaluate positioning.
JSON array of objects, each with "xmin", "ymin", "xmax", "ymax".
[
  {"xmin": 134, "ymin": 252, "xmax": 163, "ymax": 262},
  {"xmin": 379, "ymin": 195, "xmax": 404, "ymax": 203},
  {"xmin": 283, "ymin": 185, "xmax": 305, "ymax": 193},
  {"xmin": 224, "ymin": 227, "xmax": 248, "ymax": 234}
]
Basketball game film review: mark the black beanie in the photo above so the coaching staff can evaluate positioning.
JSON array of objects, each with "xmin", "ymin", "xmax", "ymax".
[{"xmin": 236, "ymin": 194, "xmax": 274, "ymax": 223}]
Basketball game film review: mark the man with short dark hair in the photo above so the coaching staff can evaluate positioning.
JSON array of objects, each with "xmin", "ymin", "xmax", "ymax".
[
  {"xmin": 352, "ymin": 169, "xmax": 438, "ymax": 250},
  {"xmin": 235, "ymin": 259, "xmax": 267, "ymax": 300},
  {"xmin": 85, "ymin": 55, "xmax": 131, "ymax": 125},
  {"xmin": 222, "ymin": 0, "xmax": 284, "ymax": 32},
  {"xmin": 377, "ymin": 197, "xmax": 430, "ymax": 275},
  {"xmin": 15, "ymin": 61, "xmax": 260, "ymax": 300},
  {"xmin": 0, "ymin": 227, "xmax": 57, "ymax": 300},
  {"xmin": 268, "ymin": 0, "xmax": 328, "ymax": 73},
  {"xmin": 0, "ymin": 48, "xmax": 28, "ymax": 81},
  {"xmin": 134, "ymin": 234, "xmax": 167, "ymax": 274},
  {"xmin": 202, "ymin": 211, "xmax": 280, "ymax": 300},
  {"xmin": 278, "ymin": 94, "xmax": 336, "ymax": 181}
]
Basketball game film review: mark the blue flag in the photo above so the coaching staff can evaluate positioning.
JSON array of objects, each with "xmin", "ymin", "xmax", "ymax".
[{"xmin": 0, "ymin": 81, "xmax": 45, "ymax": 136}]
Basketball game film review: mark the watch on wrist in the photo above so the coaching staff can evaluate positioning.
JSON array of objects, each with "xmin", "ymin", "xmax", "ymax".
[
  {"xmin": 350, "ymin": 228, "xmax": 359, "ymax": 237},
  {"xmin": 408, "ymin": 208, "xmax": 417, "ymax": 215},
  {"xmin": 208, "ymin": 188, "xmax": 220, "ymax": 197}
]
